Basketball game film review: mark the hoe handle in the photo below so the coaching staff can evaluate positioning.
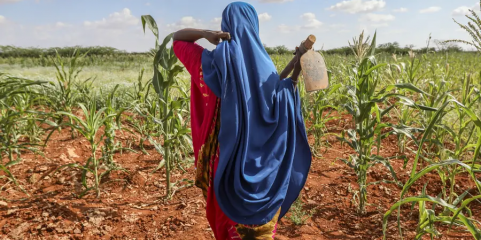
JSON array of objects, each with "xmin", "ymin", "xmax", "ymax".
[{"xmin": 279, "ymin": 35, "xmax": 316, "ymax": 80}]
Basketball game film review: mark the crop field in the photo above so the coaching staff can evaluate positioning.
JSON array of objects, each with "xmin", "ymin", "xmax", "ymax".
[{"xmin": 1, "ymin": 17, "xmax": 481, "ymax": 239}]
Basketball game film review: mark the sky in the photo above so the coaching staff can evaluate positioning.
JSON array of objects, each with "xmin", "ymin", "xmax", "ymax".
[{"xmin": 0, "ymin": 0, "xmax": 480, "ymax": 52}]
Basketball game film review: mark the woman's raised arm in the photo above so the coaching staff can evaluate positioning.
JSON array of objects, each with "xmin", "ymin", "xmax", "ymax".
[{"xmin": 173, "ymin": 28, "xmax": 231, "ymax": 45}]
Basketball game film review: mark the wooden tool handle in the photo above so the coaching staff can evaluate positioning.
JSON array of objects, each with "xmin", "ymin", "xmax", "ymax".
[
  {"xmin": 297, "ymin": 35, "xmax": 316, "ymax": 54},
  {"xmin": 279, "ymin": 35, "xmax": 316, "ymax": 80}
]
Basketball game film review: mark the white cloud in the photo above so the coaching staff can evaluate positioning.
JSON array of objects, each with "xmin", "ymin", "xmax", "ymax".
[
  {"xmin": 258, "ymin": 0, "xmax": 293, "ymax": 3},
  {"xmin": 0, "ymin": 0, "xmax": 22, "ymax": 4},
  {"xmin": 419, "ymin": 6, "xmax": 441, "ymax": 14},
  {"xmin": 258, "ymin": 13, "xmax": 272, "ymax": 22},
  {"xmin": 145, "ymin": 2, "xmax": 150, "ymax": 6},
  {"xmin": 277, "ymin": 12, "xmax": 323, "ymax": 33},
  {"xmin": 209, "ymin": 17, "xmax": 222, "ymax": 30},
  {"xmin": 360, "ymin": 13, "xmax": 395, "ymax": 22},
  {"xmin": 453, "ymin": 6, "xmax": 471, "ymax": 16},
  {"xmin": 452, "ymin": 4, "xmax": 480, "ymax": 16},
  {"xmin": 330, "ymin": 23, "xmax": 346, "ymax": 28},
  {"xmin": 0, "ymin": 15, "xmax": 5, "ymax": 24},
  {"xmin": 166, "ymin": 16, "xmax": 205, "ymax": 31},
  {"xmin": 277, "ymin": 24, "xmax": 298, "ymax": 33},
  {"xmin": 55, "ymin": 22, "xmax": 71, "ymax": 28},
  {"xmin": 393, "ymin": 8, "xmax": 408, "ymax": 13},
  {"xmin": 300, "ymin": 13, "xmax": 323, "ymax": 29},
  {"xmin": 474, "ymin": 4, "xmax": 481, "ymax": 11},
  {"xmin": 359, "ymin": 13, "xmax": 394, "ymax": 28},
  {"xmin": 328, "ymin": 0, "xmax": 386, "ymax": 14},
  {"xmin": 0, "ymin": 8, "xmax": 154, "ymax": 52},
  {"xmin": 330, "ymin": 24, "xmax": 349, "ymax": 33},
  {"xmin": 84, "ymin": 8, "xmax": 139, "ymax": 29}
]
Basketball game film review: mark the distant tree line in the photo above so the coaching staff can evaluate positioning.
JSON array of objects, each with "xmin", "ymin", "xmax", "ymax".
[
  {"xmin": 323, "ymin": 41, "xmax": 466, "ymax": 55},
  {"xmin": 264, "ymin": 40, "xmax": 469, "ymax": 55},
  {"xmin": 0, "ymin": 45, "xmax": 148, "ymax": 58},
  {"xmin": 264, "ymin": 45, "xmax": 292, "ymax": 55},
  {"xmin": 0, "ymin": 40, "xmax": 473, "ymax": 58}
]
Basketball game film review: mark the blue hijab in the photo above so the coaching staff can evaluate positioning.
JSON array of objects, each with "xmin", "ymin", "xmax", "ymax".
[{"xmin": 201, "ymin": 1, "xmax": 312, "ymax": 225}]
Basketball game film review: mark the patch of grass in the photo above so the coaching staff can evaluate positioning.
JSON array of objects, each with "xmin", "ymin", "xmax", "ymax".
[{"xmin": 288, "ymin": 195, "xmax": 316, "ymax": 225}]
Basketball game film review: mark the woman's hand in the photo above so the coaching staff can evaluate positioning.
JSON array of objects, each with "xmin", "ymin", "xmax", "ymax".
[{"xmin": 203, "ymin": 30, "xmax": 231, "ymax": 45}]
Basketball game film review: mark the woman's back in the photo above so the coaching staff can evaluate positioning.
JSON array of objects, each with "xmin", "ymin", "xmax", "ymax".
[{"xmin": 173, "ymin": 2, "xmax": 311, "ymax": 238}]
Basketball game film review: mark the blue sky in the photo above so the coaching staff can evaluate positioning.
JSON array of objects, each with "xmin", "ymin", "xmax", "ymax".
[{"xmin": 0, "ymin": 0, "xmax": 479, "ymax": 52}]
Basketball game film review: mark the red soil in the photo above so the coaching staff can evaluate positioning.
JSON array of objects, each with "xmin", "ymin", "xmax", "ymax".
[{"xmin": 0, "ymin": 112, "xmax": 479, "ymax": 240}]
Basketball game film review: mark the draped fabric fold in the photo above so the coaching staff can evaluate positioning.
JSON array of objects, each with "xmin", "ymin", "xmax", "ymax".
[{"xmin": 201, "ymin": 1, "xmax": 312, "ymax": 225}]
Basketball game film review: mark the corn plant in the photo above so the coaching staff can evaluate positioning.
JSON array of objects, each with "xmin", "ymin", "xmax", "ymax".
[
  {"xmin": 124, "ymin": 69, "xmax": 160, "ymax": 153},
  {"xmin": 416, "ymin": 61, "xmax": 453, "ymax": 137},
  {"xmin": 309, "ymin": 83, "xmax": 342, "ymax": 156},
  {"xmin": 388, "ymin": 52, "xmax": 436, "ymax": 154},
  {"xmin": 10, "ymin": 92, "xmax": 45, "ymax": 143},
  {"xmin": 383, "ymin": 98, "xmax": 481, "ymax": 240},
  {"xmin": 126, "ymin": 102, "xmax": 157, "ymax": 154},
  {"xmin": 338, "ymin": 32, "xmax": 433, "ymax": 214},
  {"xmin": 387, "ymin": 50, "xmax": 427, "ymax": 87},
  {"xmin": 434, "ymin": 74, "xmax": 481, "ymax": 203},
  {"xmin": 141, "ymin": 15, "xmax": 193, "ymax": 199},
  {"xmin": 126, "ymin": 68, "xmax": 151, "ymax": 105},
  {"xmin": 0, "ymin": 74, "xmax": 47, "ymax": 194},
  {"xmin": 127, "ymin": 96, "xmax": 160, "ymax": 154},
  {"xmin": 74, "ymin": 77, "xmax": 95, "ymax": 106},
  {"xmin": 47, "ymin": 49, "xmax": 88, "ymax": 138},
  {"xmin": 53, "ymin": 102, "xmax": 122, "ymax": 198},
  {"xmin": 100, "ymin": 85, "xmax": 131, "ymax": 172},
  {"xmin": 49, "ymin": 49, "xmax": 86, "ymax": 111},
  {"xmin": 349, "ymin": 30, "xmax": 371, "ymax": 63}
]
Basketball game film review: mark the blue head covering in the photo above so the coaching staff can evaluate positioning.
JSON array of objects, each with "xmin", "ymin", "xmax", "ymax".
[{"xmin": 201, "ymin": 1, "xmax": 312, "ymax": 225}]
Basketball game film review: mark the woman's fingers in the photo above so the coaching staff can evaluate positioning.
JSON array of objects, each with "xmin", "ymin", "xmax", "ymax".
[
  {"xmin": 205, "ymin": 31, "xmax": 230, "ymax": 45},
  {"xmin": 219, "ymin": 32, "xmax": 231, "ymax": 40}
]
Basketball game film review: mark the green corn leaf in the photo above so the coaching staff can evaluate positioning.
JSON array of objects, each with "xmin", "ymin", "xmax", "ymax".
[
  {"xmin": 158, "ymin": 33, "xmax": 174, "ymax": 70},
  {"xmin": 5, "ymin": 160, "xmax": 21, "ymax": 167},
  {"xmin": 364, "ymin": 63, "xmax": 387, "ymax": 76},
  {"xmin": 383, "ymin": 195, "xmax": 481, "ymax": 240},
  {"xmin": 449, "ymin": 195, "xmax": 481, "ymax": 229},
  {"xmin": 152, "ymin": 68, "xmax": 164, "ymax": 96},
  {"xmin": 369, "ymin": 31, "xmax": 377, "ymax": 56},
  {"xmin": 141, "ymin": 15, "xmax": 159, "ymax": 39},
  {"xmin": 402, "ymin": 159, "xmax": 475, "ymax": 197},
  {"xmin": 394, "ymin": 83, "xmax": 429, "ymax": 95}
]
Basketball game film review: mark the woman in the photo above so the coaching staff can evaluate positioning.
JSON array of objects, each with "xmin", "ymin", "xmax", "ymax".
[{"xmin": 173, "ymin": 2, "xmax": 311, "ymax": 239}]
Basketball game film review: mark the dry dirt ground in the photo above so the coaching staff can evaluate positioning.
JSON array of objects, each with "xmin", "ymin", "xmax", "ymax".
[{"xmin": 0, "ymin": 113, "xmax": 479, "ymax": 240}]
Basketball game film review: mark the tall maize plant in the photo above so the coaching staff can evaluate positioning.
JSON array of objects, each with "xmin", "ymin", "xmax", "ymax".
[
  {"xmin": 339, "ymin": 32, "xmax": 432, "ymax": 214},
  {"xmin": 141, "ymin": 15, "xmax": 193, "ymax": 199}
]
